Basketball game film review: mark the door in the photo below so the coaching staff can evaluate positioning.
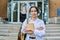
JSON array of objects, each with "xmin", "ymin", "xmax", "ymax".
[{"xmin": 7, "ymin": 1, "xmax": 37, "ymax": 23}]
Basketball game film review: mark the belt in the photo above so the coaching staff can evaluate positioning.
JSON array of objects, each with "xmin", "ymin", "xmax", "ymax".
[{"xmin": 29, "ymin": 37, "xmax": 36, "ymax": 39}]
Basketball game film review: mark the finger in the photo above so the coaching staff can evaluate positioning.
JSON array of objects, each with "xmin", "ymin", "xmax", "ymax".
[{"xmin": 37, "ymin": 27, "xmax": 44, "ymax": 30}]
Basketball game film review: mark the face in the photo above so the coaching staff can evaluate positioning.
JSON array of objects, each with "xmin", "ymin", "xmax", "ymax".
[
  {"xmin": 21, "ymin": 6, "xmax": 27, "ymax": 14},
  {"xmin": 30, "ymin": 7, "xmax": 38, "ymax": 18}
]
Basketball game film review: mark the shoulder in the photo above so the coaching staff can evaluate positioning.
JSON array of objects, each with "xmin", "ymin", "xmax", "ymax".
[
  {"xmin": 37, "ymin": 18, "xmax": 44, "ymax": 23},
  {"xmin": 23, "ymin": 19, "xmax": 27, "ymax": 23},
  {"xmin": 37, "ymin": 18, "xmax": 45, "ymax": 26}
]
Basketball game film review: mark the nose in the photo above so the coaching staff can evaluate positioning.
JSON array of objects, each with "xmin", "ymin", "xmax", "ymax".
[{"xmin": 32, "ymin": 11, "xmax": 35, "ymax": 14}]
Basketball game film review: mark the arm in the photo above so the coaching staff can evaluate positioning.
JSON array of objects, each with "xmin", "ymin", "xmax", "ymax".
[
  {"xmin": 21, "ymin": 19, "xmax": 34, "ymax": 34},
  {"xmin": 21, "ymin": 19, "xmax": 27, "ymax": 34},
  {"xmin": 34, "ymin": 20, "xmax": 46, "ymax": 37}
]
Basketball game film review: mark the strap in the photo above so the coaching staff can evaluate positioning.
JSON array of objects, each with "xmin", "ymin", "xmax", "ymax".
[{"xmin": 27, "ymin": 18, "xmax": 30, "ymax": 24}]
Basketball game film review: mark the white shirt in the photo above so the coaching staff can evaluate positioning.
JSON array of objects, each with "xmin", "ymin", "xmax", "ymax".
[{"xmin": 21, "ymin": 18, "xmax": 45, "ymax": 40}]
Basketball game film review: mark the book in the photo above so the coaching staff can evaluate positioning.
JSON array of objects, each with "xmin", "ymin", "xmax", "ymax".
[{"xmin": 25, "ymin": 23, "xmax": 34, "ymax": 31}]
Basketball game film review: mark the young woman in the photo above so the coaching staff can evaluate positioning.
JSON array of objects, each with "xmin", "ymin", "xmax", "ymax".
[
  {"xmin": 20, "ymin": 3, "xmax": 27, "ymax": 22},
  {"xmin": 21, "ymin": 6, "xmax": 45, "ymax": 40}
]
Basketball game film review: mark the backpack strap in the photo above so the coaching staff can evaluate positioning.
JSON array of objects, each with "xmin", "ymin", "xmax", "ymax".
[{"xmin": 27, "ymin": 18, "xmax": 30, "ymax": 24}]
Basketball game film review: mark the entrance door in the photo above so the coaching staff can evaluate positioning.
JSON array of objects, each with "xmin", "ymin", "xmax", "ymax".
[{"xmin": 7, "ymin": 1, "xmax": 37, "ymax": 23}]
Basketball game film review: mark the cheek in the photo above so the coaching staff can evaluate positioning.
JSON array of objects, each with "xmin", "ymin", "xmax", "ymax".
[{"xmin": 35, "ymin": 12, "xmax": 38, "ymax": 15}]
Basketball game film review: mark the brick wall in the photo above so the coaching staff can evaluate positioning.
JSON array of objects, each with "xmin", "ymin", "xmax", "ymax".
[
  {"xmin": 49, "ymin": 0, "xmax": 60, "ymax": 18},
  {"xmin": 0, "ymin": 0, "xmax": 60, "ymax": 19},
  {"xmin": 0, "ymin": 0, "xmax": 7, "ymax": 19}
]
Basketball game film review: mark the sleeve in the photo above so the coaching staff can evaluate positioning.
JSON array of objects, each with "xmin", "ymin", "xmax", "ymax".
[
  {"xmin": 21, "ymin": 19, "xmax": 27, "ymax": 34},
  {"xmin": 34, "ymin": 20, "xmax": 46, "ymax": 37}
]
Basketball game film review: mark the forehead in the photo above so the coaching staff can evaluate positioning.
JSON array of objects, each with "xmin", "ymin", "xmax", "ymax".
[{"xmin": 31, "ymin": 8, "xmax": 37, "ymax": 11}]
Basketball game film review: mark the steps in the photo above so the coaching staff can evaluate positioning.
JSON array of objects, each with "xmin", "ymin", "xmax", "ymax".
[
  {"xmin": 0, "ymin": 24, "xmax": 20, "ymax": 40},
  {"xmin": 49, "ymin": 17, "xmax": 60, "ymax": 24},
  {"xmin": 44, "ymin": 24, "xmax": 60, "ymax": 40},
  {"xmin": 0, "ymin": 24, "xmax": 60, "ymax": 40}
]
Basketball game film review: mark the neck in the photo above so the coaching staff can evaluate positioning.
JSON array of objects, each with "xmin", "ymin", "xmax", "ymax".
[{"xmin": 31, "ymin": 17, "xmax": 37, "ymax": 21}]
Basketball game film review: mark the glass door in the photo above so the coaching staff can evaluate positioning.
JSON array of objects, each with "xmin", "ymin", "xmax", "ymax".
[
  {"xmin": 7, "ymin": 1, "xmax": 37, "ymax": 23},
  {"xmin": 11, "ymin": 2, "xmax": 18, "ymax": 22}
]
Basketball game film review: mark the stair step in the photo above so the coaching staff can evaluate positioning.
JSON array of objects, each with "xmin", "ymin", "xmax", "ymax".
[
  {"xmin": 0, "ymin": 32, "xmax": 18, "ymax": 36},
  {"xmin": 44, "ymin": 37, "xmax": 60, "ymax": 40},
  {"xmin": 46, "ymin": 30, "xmax": 60, "ymax": 33},
  {"xmin": 0, "ymin": 24, "xmax": 21, "ymax": 40},
  {"xmin": 0, "ymin": 33, "xmax": 9, "ymax": 36},
  {"xmin": 46, "ymin": 27, "xmax": 60, "ymax": 28},
  {"xmin": 0, "ymin": 26, "xmax": 20, "ymax": 28},
  {"xmin": 46, "ymin": 33, "xmax": 60, "ymax": 37},
  {"xmin": 0, "ymin": 29, "xmax": 8, "ymax": 32},
  {"xmin": 46, "ymin": 29, "xmax": 60, "ymax": 31},
  {"xmin": 0, "ymin": 36, "xmax": 18, "ymax": 40},
  {"xmin": 44, "ymin": 24, "xmax": 60, "ymax": 40},
  {"xmin": 46, "ymin": 33, "xmax": 60, "ymax": 35},
  {"xmin": 46, "ymin": 24, "xmax": 60, "ymax": 25},
  {"xmin": 8, "ymin": 33, "xmax": 18, "ymax": 37},
  {"xmin": 0, "ymin": 29, "xmax": 20, "ymax": 33},
  {"xmin": 46, "ymin": 24, "xmax": 60, "ymax": 27},
  {"xmin": 46, "ymin": 29, "xmax": 60, "ymax": 30}
]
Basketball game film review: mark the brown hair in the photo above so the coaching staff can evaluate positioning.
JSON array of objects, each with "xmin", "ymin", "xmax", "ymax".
[{"xmin": 29, "ymin": 6, "xmax": 39, "ymax": 13}]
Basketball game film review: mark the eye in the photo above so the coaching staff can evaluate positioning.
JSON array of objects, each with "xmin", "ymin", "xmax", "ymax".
[
  {"xmin": 34, "ymin": 10, "xmax": 37, "ymax": 12},
  {"xmin": 31, "ymin": 10, "xmax": 37, "ymax": 12}
]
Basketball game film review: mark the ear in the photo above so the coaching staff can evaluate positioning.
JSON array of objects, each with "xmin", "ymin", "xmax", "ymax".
[{"xmin": 38, "ymin": 13, "xmax": 40, "ymax": 16}]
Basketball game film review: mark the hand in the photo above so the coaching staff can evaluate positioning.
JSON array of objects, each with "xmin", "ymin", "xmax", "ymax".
[
  {"xmin": 24, "ymin": 27, "xmax": 34, "ymax": 34},
  {"xmin": 25, "ymin": 30, "xmax": 33, "ymax": 34},
  {"xmin": 36, "ymin": 27, "xmax": 44, "ymax": 30}
]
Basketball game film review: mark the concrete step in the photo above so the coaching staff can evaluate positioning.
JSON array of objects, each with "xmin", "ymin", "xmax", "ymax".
[
  {"xmin": 46, "ymin": 28, "xmax": 60, "ymax": 30},
  {"xmin": 46, "ymin": 24, "xmax": 60, "ymax": 25},
  {"xmin": 46, "ymin": 27, "xmax": 60, "ymax": 28},
  {"xmin": 44, "ymin": 37, "xmax": 60, "ymax": 40},
  {"xmin": 46, "ymin": 24, "xmax": 60, "ymax": 27},
  {"xmin": 0, "ymin": 28, "xmax": 20, "ymax": 33},
  {"xmin": 0, "ymin": 33, "xmax": 9, "ymax": 36},
  {"xmin": 44, "ymin": 24, "xmax": 60, "ymax": 40},
  {"xmin": 46, "ymin": 29, "xmax": 60, "ymax": 32},
  {"xmin": 46, "ymin": 30, "xmax": 60, "ymax": 33},
  {"xmin": 0, "ymin": 36, "xmax": 18, "ymax": 40},
  {"xmin": 0, "ymin": 26, "xmax": 20, "ymax": 28},
  {"xmin": 0, "ymin": 24, "xmax": 21, "ymax": 40},
  {"xmin": 0, "ymin": 32, "xmax": 18, "ymax": 36},
  {"xmin": 46, "ymin": 33, "xmax": 60, "ymax": 37},
  {"xmin": 0, "ymin": 29, "xmax": 9, "ymax": 33}
]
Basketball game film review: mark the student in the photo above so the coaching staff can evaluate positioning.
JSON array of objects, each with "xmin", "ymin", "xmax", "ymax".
[
  {"xmin": 18, "ymin": 3, "xmax": 27, "ymax": 40},
  {"xmin": 20, "ymin": 3, "xmax": 27, "ymax": 22},
  {"xmin": 21, "ymin": 6, "xmax": 45, "ymax": 40}
]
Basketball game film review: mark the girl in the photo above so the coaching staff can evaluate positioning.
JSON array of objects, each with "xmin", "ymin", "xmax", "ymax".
[{"xmin": 21, "ymin": 6, "xmax": 45, "ymax": 40}]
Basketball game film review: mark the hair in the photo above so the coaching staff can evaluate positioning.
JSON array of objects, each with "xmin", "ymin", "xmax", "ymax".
[
  {"xmin": 21, "ymin": 3, "xmax": 26, "ymax": 10},
  {"xmin": 29, "ymin": 6, "xmax": 39, "ymax": 13}
]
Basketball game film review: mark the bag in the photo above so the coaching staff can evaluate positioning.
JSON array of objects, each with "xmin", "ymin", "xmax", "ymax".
[
  {"xmin": 18, "ymin": 23, "xmax": 25, "ymax": 40},
  {"xmin": 18, "ymin": 32, "xmax": 24, "ymax": 40}
]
